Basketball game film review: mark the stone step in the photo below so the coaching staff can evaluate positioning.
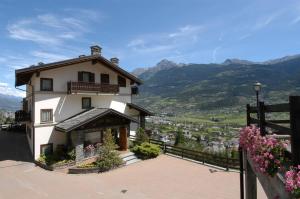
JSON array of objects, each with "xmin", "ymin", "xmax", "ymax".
[
  {"xmin": 122, "ymin": 155, "xmax": 137, "ymax": 162},
  {"xmin": 125, "ymin": 158, "xmax": 141, "ymax": 165},
  {"xmin": 120, "ymin": 152, "xmax": 141, "ymax": 166},
  {"xmin": 119, "ymin": 152, "xmax": 134, "ymax": 158}
]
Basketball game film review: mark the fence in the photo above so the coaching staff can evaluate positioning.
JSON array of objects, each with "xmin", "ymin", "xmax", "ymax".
[
  {"xmin": 241, "ymin": 95, "xmax": 300, "ymax": 199},
  {"xmin": 129, "ymin": 136, "xmax": 239, "ymax": 170},
  {"xmin": 246, "ymin": 96, "xmax": 300, "ymax": 166}
]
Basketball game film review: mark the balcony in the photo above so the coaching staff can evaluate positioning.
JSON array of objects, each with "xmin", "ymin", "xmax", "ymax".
[
  {"xmin": 15, "ymin": 110, "xmax": 31, "ymax": 122},
  {"xmin": 67, "ymin": 81, "xmax": 119, "ymax": 94}
]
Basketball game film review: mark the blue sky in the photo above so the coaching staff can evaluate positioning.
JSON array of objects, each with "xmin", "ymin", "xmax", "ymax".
[{"xmin": 1, "ymin": 0, "xmax": 300, "ymax": 97}]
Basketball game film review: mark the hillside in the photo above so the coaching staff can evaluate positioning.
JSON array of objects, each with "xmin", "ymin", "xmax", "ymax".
[
  {"xmin": 133, "ymin": 56, "xmax": 300, "ymax": 114},
  {"xmin": 0, "ymin": 94, "xmax": 21, "ymax": 111}
]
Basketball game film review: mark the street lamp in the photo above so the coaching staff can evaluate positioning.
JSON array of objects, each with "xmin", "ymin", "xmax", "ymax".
[{"xmin": 253, "ymin": 82, "xmax": 262, "ymax": 119}]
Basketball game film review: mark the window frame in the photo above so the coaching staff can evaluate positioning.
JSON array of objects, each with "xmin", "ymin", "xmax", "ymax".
[
  {"xmin": 78, "ymin": 71, "xmax": 95, "ymax": 83},
  {"xmin": 40, "ymin": 109, "xmax": 53, "ymax": 123},
  {"xmin": 40, "ymin": 143, "xmax": 53, "ymax": 156},
  {"xmin": 82, "ymin": 97, "xmax": 92, "ymax": 109},
  {"xmin": 100, "ymin": 73, "xmax": 110, "ymax": 84},
  {"xmin": 118, "ymin": 75, "xmax": 126, "ymax": 87},
  {"xmin": 40, "ymin": 78, "xmax": 53, "ymax": 91}
]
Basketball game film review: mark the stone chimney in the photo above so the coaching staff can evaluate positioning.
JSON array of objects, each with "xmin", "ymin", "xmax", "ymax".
[
  {"xmin": 110, "ymin": 57, "xmax": 119, "ymax": 65},
  {"xmin": 90, "ymin": 45, "xmax": 101, "ymax": 56}
]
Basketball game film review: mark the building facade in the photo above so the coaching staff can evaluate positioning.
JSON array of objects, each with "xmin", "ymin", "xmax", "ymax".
[{"xmin": 15, "ymin": 45, "xmax": 152, "ymax": 160}]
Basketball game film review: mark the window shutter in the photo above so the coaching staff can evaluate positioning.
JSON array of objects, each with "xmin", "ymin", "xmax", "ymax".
[
  {"xmin": 89, "ymin": 73, "xmax": 95, "ymax": 82},
  {"xmin": 78, "ymin": 71, "xmax": 83, "ymax": 82}
]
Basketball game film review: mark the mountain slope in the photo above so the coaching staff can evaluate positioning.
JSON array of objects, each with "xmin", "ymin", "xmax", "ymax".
[
  {"xmin": 133, "ymin": 55, "xmax": 300, "ymax": 114},
  {"xmin": 0, "ymin": 94, "xmax": 21, "ymax": 111}
]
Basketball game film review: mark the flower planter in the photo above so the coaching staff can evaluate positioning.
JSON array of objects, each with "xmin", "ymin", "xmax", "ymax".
[
  {"xmin": 34, "ymin": 160, "xmax": 76, "ymax": 171},
  {"xmin": 246, "ymin": 152, "xmax": 292, "ymax": 199},
  {"xmin": 68, "ymin": 167, "xmax": 100, "ymax": 174}
]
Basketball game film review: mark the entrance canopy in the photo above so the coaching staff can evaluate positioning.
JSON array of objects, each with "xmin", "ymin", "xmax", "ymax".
[{"xmin": 55, "ymin": 108, "xmax": 138, "ymax": 133}]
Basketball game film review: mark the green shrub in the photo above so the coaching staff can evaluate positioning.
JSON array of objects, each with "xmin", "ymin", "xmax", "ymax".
[
  {"xmin": 67, "ymin": 148, "xmax": 76, "ymax": 160},
  {"xmin": 77, "ymin": 162, "xmax": 97, "ymax": 168},
  {"xmin": 132, "ymin": 142, "xmax": 160, "ymax": 160},
  {"xmin": 96, "ymin": 151, "xmax": 123, "ymax": 172},
  {"xmin": 37, "ymin": 146, "xmax": 75, "ymax": 166}
]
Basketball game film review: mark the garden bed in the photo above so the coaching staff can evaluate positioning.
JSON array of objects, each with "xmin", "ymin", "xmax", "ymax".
[{"xmin": 35, "ymin": 159, "xmax": 76, "ymax": 171}]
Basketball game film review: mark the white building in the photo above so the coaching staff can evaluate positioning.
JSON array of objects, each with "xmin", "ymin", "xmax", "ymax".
[{"xmin": 15, "ymin": 45, "xmax": 152, "ymax": 160}]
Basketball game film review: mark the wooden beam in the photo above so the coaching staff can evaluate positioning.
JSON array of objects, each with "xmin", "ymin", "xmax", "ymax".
[
  {"xmin": 290, "ymin": 96, "xmax": 300, "ymax": 166},
  {"xmin": 265, "ymin": 121, "xmax": 291, "ymax": 134},
  {"xmin": 264, "ymin": 103, "xmax": 290, "ymax": 113}
]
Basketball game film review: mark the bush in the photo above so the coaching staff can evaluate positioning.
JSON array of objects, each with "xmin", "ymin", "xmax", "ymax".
[
  {"xmin": 77, "ymin": 162, "xmax": 97, "ymax": 168},
  {"xmin": 37, "ymin": 147, "xmax": 75, "ymax": 166},
  {"xmin": 96, "ymin": 151, "xmax": 123, "ymax": 172},
  {"xmin": 67, "ymin": 148, "xmax": 76, "ymax": 160},
  {"xmin": 132, "ymin": 142, "xmax": 160, "ymax": 160}
]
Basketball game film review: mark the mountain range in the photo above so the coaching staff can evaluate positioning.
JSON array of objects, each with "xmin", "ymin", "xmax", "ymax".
[
  {"xmin": 1, "ymin": 54, "xmax": 300, "ymax": 114},
  {"xmin": 132, "ymin": 55, "xmax": 300, "ymax": 114},
  {"xmin": 0, "ymin": 94, "xmax": 21, "ymax": 111}
]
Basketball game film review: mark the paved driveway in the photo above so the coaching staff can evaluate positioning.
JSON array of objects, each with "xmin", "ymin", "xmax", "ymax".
[{"xmin": 0, "ymin": 131, "xmax": 267, "ymax": 199}]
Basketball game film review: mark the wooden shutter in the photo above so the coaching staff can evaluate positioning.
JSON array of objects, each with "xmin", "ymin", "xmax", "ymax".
[
  {"xmin": 78, "ymin": 71, "xmax": 83, "ymax": 82},
  {"xmin": 89, "ymin": 73, "xmax": 95, "ymax": 83}
]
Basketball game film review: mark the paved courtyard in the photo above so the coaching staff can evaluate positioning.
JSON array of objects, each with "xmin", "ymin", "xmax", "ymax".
[{"xmin": 0, "ymin": 131, "xmax": 267, "ymax": 199}]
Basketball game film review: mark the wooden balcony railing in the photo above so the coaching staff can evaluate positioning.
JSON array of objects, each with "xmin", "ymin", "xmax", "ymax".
[
  {"xmin": 15, "ymin": 110, "xmax": 31, "ymax": 122},
  {"xmin": 67, "ymin": 81, "xmax": 119, "ymax": 94}
]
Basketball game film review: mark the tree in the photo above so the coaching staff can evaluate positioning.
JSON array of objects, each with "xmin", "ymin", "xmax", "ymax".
[
  {"xmin": 175, "ymin": 130, "xmax": 185, "ymax": 146},
  {"xmin": 96, "ymin": 129, "xmax": 123, "ymax": 171},
  {"xmin": 102, "ymin": 129, "xmax": 118, "ymax": 152},
  {"xmin": 135, "ymin": 128, "xmax": 149, "ymax": 143}
]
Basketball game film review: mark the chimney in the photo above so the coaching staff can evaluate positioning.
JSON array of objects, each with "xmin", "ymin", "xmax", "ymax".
[
  {"xmin": 110, "ymin": 57, "xmax": 119, "ymax": 65},
  {"xmin": 90, "ymin": 45, "xmax": 101, "ymax": 56}
]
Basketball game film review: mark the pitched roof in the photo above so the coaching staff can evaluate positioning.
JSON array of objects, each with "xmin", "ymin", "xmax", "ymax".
[
  {"xmin": 127, "ymin": 103, "xmax": 154, "ymax": 116},
  {"xmin": 55, "ymin": 108, "xmax": 139, "ymax": 133},
  {"xmin": 15, "ymin": 55, "xmax": 142, "ymax": 86}
]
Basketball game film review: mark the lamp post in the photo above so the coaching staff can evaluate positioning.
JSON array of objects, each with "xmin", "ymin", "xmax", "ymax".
[{"xmin": 253, "ymin": 82, "xmax": 262, "ymax": 120}]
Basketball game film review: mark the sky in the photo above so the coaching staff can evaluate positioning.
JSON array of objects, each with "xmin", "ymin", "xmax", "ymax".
[{"xmin": 1, "ymin": 0, "xmax": 300, "ymax": 97}]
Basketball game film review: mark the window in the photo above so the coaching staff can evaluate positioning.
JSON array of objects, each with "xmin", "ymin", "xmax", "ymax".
[
  {"xmin": 101, "ymin": 74, "xmax": 110, "ymax": 84},
  {"xmin": 78, "ymin": 71, "xmax": 95, "ymax": 83},
  {"xmin": 40, "ymin": 78, "xmax": 53, "ymax": 91},
  {"xmin": 82, "ymin": 97, "xmax": 91, "ymax": 109},
  {"xmin": 118, "ymin": 75, "xmax": 126, "ymax": 87},
  {"xmin": 40, "ymin": 143, "xmax": 53, "ymax": 156},
  {"xmin": 41, "ymin": 109, "xmax": 53, "ymax": 123}
]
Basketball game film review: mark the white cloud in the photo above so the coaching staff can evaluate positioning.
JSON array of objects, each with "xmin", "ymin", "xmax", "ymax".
[
  {"xmin": 212, "ymin": 46, "xmax": 221, "ymax": 62},
  {"xmin": 7, "ymin": 19, "xmax": 60, "ymax": 45},
  {"xmin": 7, "ymin": 10, "xmax": 100, "ymax": 47},
  {"xmin": 127, "ymin": 25, "xmax": 203, "ymax": 54},
  {"xmin": 238, "ymin": 33, "xmax": 252, "ymax": 41},
  {"xmin": 290, "ymin": 16, "xmax": 300, "ymax": 25},
  {"xmin": 31, "ymin": 51, "xmax": 69, "ymax": 62},
  {"xmin": 0, "ymin": 82, "xmax": 25, "ymax": 97}
]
